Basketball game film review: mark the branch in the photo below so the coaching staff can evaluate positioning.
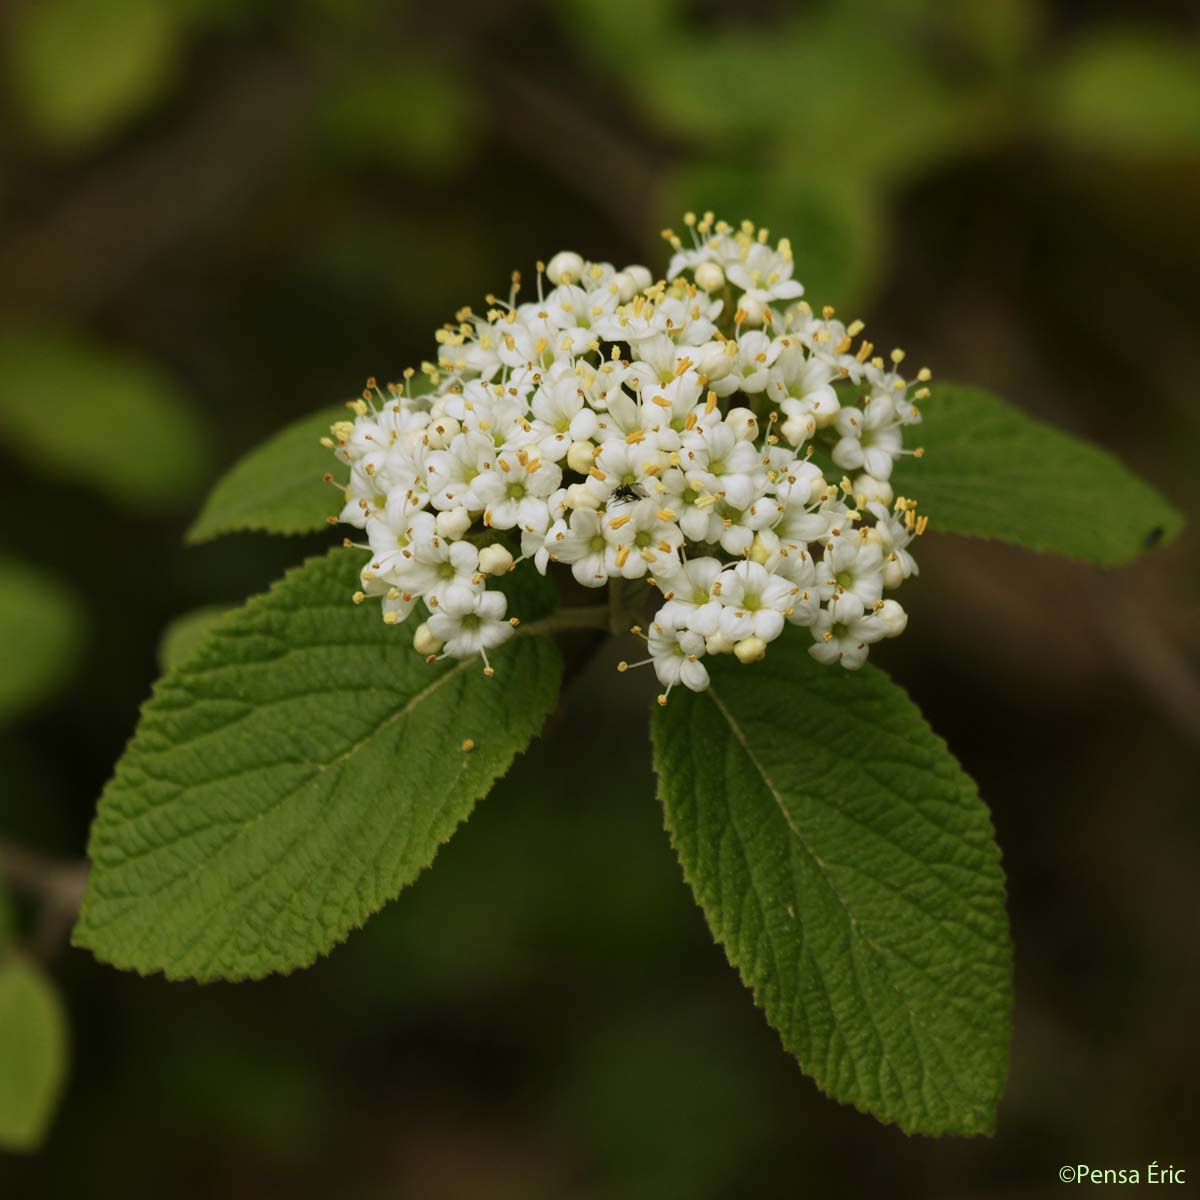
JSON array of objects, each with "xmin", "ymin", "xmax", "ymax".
[
  {"xmin": 0, "ymin": 841, "xmax": 88, "ymax": 910},
  {"xmin": 0, "ymin": 841, "xmax": 89, "ymax": 960},
  {"xmin": 520, "ymin": 604, "xmax": 610, "ymax": 638}
]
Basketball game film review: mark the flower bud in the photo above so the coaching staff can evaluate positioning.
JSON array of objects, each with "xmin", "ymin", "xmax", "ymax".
[
  {"xmin": 705, "ymin": 632, "xmax": 735, "ymax": 656},
  {"xmin": 413, "ymin": 623, "xmax": 443, "ymax": 656},
  {"xmin": 725, "ymin": 406, "xmax": 759, "ymax": 442},
  {"xmin": 611, "ymin": 272, "xmax": 638, "ymax": 303},
  {"xmin": 426, "ymin": 416, "xmax": 460, "ymax": 449},
  {"xmin": 695, "ymin": 262, "xmax": 725, "ymax": 293},
  {"xmin": 748, "ymin": 535, "xmax": 773, "ymax": 566},
  {"xmin": 436, "ymin": 507, "xmax": 472, "ymax": 540},
  {"xmin": 853, "ymin": 473, "xmax": 893, "ymax": 506},
  {"xmin": 566, "ymin": 440, "xmax": 596, "ymax": 474},
  {"xmin": 478, "ymin": 544, "xmax": 514, "ymax": 576},
  {"xmin": 813, "ymin": 403, "xmax": 841, "ymax": 430},
  {"xmin": 738, "ymin": 292, "xmax": 769, "ymax": 326},
  {"xmin": 734, "ymin": 636, "xmax": 766, "ymax": 664},
  {"xmin": 546, "ymin": 251, "xmax": 584, "ymax": 285},
  {"xmin": 624, "ymin": 265, "xmax": 652, "ymax": 292},
  {"xmin": 693, "ymin": 340, "xmax": 735, "ymax": 383},
  {"xmin": 876, "ymin": 599, "xmax": 908, "ymax": 637},
  {"xmin": 882, "ymin": 559, "xmax": 906, "ymax": 590},
  {"xmin": 566, "ymin": 482, "xmax": 599, "ymax": 509},
  {"xmin": 786, "ymin": 416, "xmax": 818, "ymax": 448}
]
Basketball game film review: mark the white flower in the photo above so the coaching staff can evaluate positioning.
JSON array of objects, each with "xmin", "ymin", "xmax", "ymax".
[
  {"xmin": 426, "ymin": 588, "xmax": 513, "ymax": 668},
  {"xmin": 818, "ymin": 536, "xmax": 885, "ymax": 610},
  {"xmin": 654, "ymin": 556, "xmax": 724, "ymax": 635},
  {"xmin": 363, "ymin": 503, "xmax": 434, "ymax": 586},
  {"xmin": 547, "ymin": 507, "xmax": 610, "ymax": 587},
  {"xmin": 808, "ymin": 600, "xmax": 886, "ymax": 670},
  {"xmin": 654, "ymin": 467, "xmax": 719, "ymax": 542},
  {"xmin": 831, "ymin": 398, "xmax": 903, "ymax": 481},
  {"xmin": 470, "ymin": 450, "xmax": 562, "ymax": 530},
  {"xmin": 866, "ymin": 500, "xmax": 921, "ymax": 588},
  {"xmin": 713, "ymin": 561, "xmax": 797, "ymax": 643},
  {"xmin": 678, "ymin": 420, "xmax": 762, "ymax": 509},
  {"xmin": 425, "ymin": 431, "xmax": 494, "ymax": 511},
  {"xmin": 647, "ymin": 622, "xmax": 710, "ymax": 696},
  {"xmin": 768, "ymin": 345, "xmax": 841, "ymax": 446},
  {"xmin": 584, "ymin": 438, "xmax": 662, "ymax": 505},
  {"xmin": 726, "ymin": 238, "xmax": 804, "ymax": 311},
  {"xmin": 530, "ymin": 366, "xmax": 599, "ymax": 460},
  {"xmin": 712, "ymin": 329, "xmax": 780, "ymax": 396},
  {"xmin": 330, "ymin": 212, "xmax": 927, "ymax": 685},
  {"xmin": 409, "ymin": 537, "xmax": 482, "ymax": 606},
  {"xmin": 714, "ymin": 493, "xmax": 781, "ymax": 557},
  {"xmin": 604, "ymin": 497, "xmax": 683, "ymax": 580}
]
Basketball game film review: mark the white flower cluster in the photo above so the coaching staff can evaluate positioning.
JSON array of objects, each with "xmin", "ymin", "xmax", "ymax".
[{"xmin": 327, "ymin": 214, "xmax": 929, "ymax": 701}]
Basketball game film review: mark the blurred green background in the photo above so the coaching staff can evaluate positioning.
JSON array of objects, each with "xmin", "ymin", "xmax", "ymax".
[{"xmin": 1, "ymin": 0, "xmax": 1198, "ymax": 1194}]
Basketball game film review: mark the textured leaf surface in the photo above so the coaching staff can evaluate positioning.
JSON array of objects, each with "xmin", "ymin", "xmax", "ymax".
[
  {"xmin": 75, "ymin": 551, "xmax": 563, "ymax": 981},
  {"xmin": 891, "ymin": 383, "xmax": 1182, "ymax": 564},
  {"xmin": 187, "ymin": 405, "xmax": 346, "ymax": 543},
  {"xmin": 652, "ymin": 640, "xmax": 1012, "ymax": 1135},
  {"xmin": 0, "ymin": 557, "xmax": 85, "ymax": 727},
  {"xmin": 0, "ymin": 956, "xmax": 68, "ymax": 1152},
  {"xmin": 0, "ymin": 330, "xmax": 210, "ymax": 508},
  {"xmin": 157, "ymin": 605, "xmax": 235, "ymax": 673}
]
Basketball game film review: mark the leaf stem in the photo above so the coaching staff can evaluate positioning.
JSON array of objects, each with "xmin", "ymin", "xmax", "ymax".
[
  {"xmin": 519, "ymin": 605, "xmax": 611, "ymax": 638},
  {"xmin": 608, "ymin": 578, "xmax": 625, "ymax": 635}
]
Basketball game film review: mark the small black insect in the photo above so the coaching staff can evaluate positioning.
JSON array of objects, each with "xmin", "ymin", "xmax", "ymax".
[
  {"xmin": 610, "ymin": 482, "xmax": 648, "ymax": 506},
  {"xmin": 1144, "ymin": 525, "xmax": 1165, "ymax": 549}
]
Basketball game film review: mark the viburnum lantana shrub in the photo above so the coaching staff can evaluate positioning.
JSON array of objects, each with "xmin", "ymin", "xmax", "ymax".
[{"xmin": 75, "ymin": 214, "xmax": 1181, "ymax": 1137}]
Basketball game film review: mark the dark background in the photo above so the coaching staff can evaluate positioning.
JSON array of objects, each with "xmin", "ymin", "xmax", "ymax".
[{"xmin": 1, "ymin": 0, "xmax": 1197, "ymax": 1196}]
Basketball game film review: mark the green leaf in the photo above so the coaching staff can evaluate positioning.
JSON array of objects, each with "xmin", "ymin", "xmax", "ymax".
[
  {"xmin": 186, "ymin": 405, "xmax": 347, "ymax": 543},
  {"xmin": 652, "ymin": 639, "xmax": 1012, "ymax": 1136},
  {"xmin": 0, "ymin": 557, "xmax": 85, "ymax": 727},
  {"xmin": 1045, "ymin": 31, "xmax": 1200, "ymax": 158},
  {"xmin": 891, "ymin": 383, "xmax": 1183, "ymax": 564},
  {"xmin": 6, "ymin": 0, "xmax": 183, "ymax": 149},
  {"xmin": 0, "ymin": 330, "xmax": 211, "ymax": 509},
  {"xmin": 74, "ymin": 550, "xmax": 563, "ymax": 981},
  {"xmin": 0, "ymin": 955, "xmax": 68, "ymax": 1152},
  {"xmin": 157, "ymin": 605, "xmax": 234, "ymax": 674}
]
